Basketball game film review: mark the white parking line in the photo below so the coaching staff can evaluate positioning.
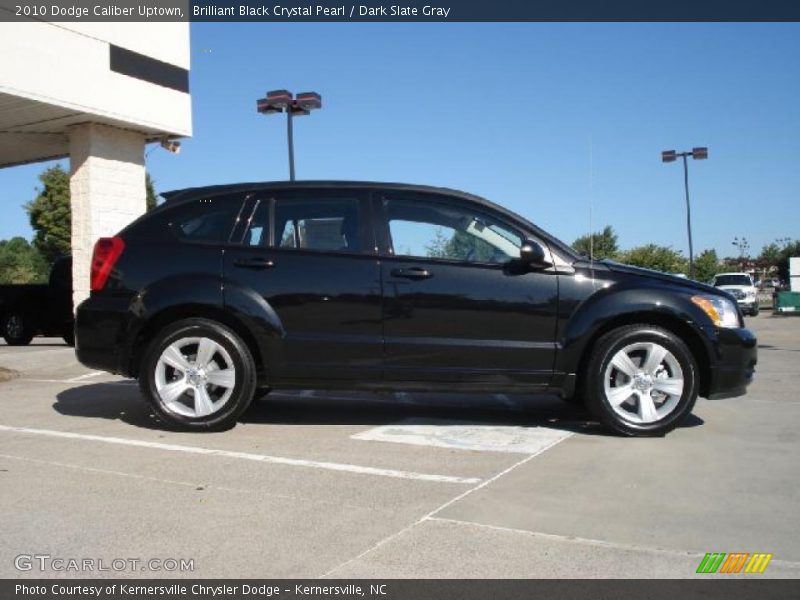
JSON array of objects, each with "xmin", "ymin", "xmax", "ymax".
[
  {"xmin": 66, "ymin": 371, "xmax": 105, "ymax": 382},
  {"xmin": 0, "ymin": 452, "xmax": 417, "ymax": 514},
  {"xmin": 322, "ymin": 431, "xmax": 571, "ymax": 577},
  {"xmin": 426, "ymin": 517, "xmax": 800, "ymax": 569},
  {"xmin": 0, "ymin": 424, "xmax": 480, "ymax": 485},
  {"xmin": 0, "ymin": 453, "xmax": 251, "ymax": 494},
  {"xmin": 15, "ymin": 379, "xmax": 135, "ymax": 384},
  {"xmin": 0, "ymin": 347, "xmax": 70, "ymax": 355}
]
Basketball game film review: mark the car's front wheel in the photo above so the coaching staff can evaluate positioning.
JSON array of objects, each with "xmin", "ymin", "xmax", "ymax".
[
  {"xmin": 584, "ymin": 325, "xmax": 698, "ymax": 436},
  {"xmin": 139, "ymin": 318, "xmax": 257, "ymax": 430}
]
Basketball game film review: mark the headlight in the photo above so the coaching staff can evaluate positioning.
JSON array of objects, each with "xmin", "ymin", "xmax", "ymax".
[{"xmin": 691, "ymin": 295, "xmax": 740, "ymax": 328}]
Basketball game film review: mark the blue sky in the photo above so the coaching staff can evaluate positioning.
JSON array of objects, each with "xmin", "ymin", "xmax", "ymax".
[{"xmin": 1, "ymin": 23, "xmax": 798, "ymax": 258}]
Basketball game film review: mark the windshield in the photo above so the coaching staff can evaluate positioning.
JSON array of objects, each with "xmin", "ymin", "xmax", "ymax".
[{"xmin": 714, "ymin": 275, "xmax": 752, "ymax": 287}]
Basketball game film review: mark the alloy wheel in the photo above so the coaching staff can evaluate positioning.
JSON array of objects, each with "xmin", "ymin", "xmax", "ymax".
[
  {"xmin": 603, "ymin": 341, "xmax": 684, "ymax": 424},
  {"xmin": 154, "ymin": 336, "xmax": 237, "ymax": 418}
]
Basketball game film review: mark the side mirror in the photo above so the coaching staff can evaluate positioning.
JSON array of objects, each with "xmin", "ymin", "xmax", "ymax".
[{"xmin": 519, "ymin": 239, "xmax": 550, "ymax": 267}]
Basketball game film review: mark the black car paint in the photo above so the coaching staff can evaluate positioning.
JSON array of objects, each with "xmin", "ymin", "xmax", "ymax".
[
  {"xmin": 75, "ymin": 181, "xmax": 756, "ymax": 401},
  {"xmin": 0, "ymin": 256, "xmax": 73, "ymax": 339}
]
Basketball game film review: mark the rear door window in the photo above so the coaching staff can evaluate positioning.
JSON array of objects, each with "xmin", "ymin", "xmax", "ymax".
[{"xmin": 273, "ymin": 195, "xmax": 364, "ymax": 253}]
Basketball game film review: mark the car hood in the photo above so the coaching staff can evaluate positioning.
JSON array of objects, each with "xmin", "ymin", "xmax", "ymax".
[{"xmin": 600, "ymin": 260, "xmax": 719, "ymax": 294}]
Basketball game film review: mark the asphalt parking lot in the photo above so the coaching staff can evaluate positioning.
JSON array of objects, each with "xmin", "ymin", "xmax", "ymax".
[{"xmin": 1, "ymin": 314, "xmax": 799, "ymax": 579}]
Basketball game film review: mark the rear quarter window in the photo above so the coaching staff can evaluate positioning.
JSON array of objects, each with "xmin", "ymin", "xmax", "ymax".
[{"xmin": 165, "ymin": 193, "xmax": 250, "ymax": 244}]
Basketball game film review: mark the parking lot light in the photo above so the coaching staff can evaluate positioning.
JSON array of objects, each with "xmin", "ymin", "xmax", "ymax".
[
  {"xmin": 661, "ymin": 150, "xmax": 677, "ymax": 163},
  {"xmin": 661, "ymin": 146, "xmax": 709, "ymax": 278},
  {"xmin": 257, "ymin": 89, "xmax": 322, "ymax": 181}
]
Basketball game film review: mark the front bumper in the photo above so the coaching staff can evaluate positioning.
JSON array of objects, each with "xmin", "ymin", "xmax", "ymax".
[
  {"xmin": 735, "ymin": 298, "xmax": 758, "ymax": 310},
  {"xmin": 706, "ymin": 327, "xmax": 757, "ymax": 399}
]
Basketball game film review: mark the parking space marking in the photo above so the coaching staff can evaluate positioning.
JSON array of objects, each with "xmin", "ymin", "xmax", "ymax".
[
  {"xmin": 322, "ymin": 431, "xmax": 571, "ymax": 577},
  {"xmin": 15, "ymin": 378, "xmax": 135, "ymax": 384},
  {"xmin": 0, "ymin": 424, "xmax": 481, "ymax": 485},
  {"xmin": 351, "ymin": 418, "xmax": 573, "ymax": 454},
  {"xmin": 0, "ymin": 453, "xmax": 251, "ymax": 494},
  {"xmin": 425, "ymin": 517, "xmax": 800, "ymax": 569},
  {"xmin": 0, "ymin": 347, "xmax": 71, "ymax": 355},
  {"xmin": 66, "ymin": 371, "xmax": 105, "ymax": 382}
]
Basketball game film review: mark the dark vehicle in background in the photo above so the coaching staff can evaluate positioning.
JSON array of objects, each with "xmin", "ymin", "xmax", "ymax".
[
  {"xmin": 0, "ymin": 256, "xmax": 73, "ymax": 346},
  {"xmin": 75, "ymin": 182, "xmax": 757, "ymax": 436}
]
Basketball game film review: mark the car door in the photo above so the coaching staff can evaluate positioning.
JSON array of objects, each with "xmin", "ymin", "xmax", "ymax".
[
  {"xmin": 222, "ymin": 188, "xmax": 383, "ymax": 383},
  {"xmin": 375, "ymin": 190, "xmax": 559, "ymax": 387}
]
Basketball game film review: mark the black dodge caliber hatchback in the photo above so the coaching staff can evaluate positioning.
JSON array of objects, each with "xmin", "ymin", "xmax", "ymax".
[{"xmin": 76, "ymin": 182, "xmax": 756, "ymax": 436}]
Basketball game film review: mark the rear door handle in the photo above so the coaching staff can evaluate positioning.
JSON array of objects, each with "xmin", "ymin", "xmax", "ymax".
[
  {"xmin": 390, "ymin": 267, "xmax": 432, "ymax": 280},
  {"xmin": 233, "ymin": 258, "xmax": 274, "ymax": 269}
]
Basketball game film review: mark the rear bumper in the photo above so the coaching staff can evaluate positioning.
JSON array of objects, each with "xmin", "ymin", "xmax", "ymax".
[
  {"xmin": 706, "ymin": 327, "xmax": 757, "ymax": 399},
  {"xmin": 75, "ymin": 295, "xmax": 134, "ymax": 376}
]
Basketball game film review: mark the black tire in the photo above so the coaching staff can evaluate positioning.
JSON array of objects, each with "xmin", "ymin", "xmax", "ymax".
[
  {"xmin": 584, "ymin": 324, "xmax": 698, "ymax": 437},
  {"xmin": 751, "ymin": 306, "xmax": 760, "ymax": 317},
  {"xmin": 139, "ymin": 318, "xmax": 257, "ymax": 431},
  {"xmin": 62, "ymin": 329, "xmax": 75, "ymax": 347},
  {"xmin": 2, "ymin": 313, "xmax": 34, "ymax": 346}
]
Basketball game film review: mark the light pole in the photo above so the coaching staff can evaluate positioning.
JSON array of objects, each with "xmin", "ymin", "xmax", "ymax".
[
  {"xmin": 732, "ymin": 236, "xmax": 750, "ymax": 270},
  {"xmin": 661, "ymin": 147, "xmax": 708, "ymax": 278},
  {"xmin": 257, "ymin": 90, "xmax": 322, "ymax": 181}
]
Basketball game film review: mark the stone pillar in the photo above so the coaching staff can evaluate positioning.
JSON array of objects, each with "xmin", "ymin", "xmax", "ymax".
[{"xmin": 69, "ymin": 123, "xmax": 146, "ymax": 308}]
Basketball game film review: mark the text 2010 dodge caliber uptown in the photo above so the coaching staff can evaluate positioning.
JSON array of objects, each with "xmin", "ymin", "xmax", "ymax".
[{"xmin": 75, "ymin": 182, "xmax": 757, "ymax": 436}]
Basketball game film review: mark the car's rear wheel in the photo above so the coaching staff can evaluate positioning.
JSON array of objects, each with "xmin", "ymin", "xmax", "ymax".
[
  {"xmin": 2, "ymin": 313, "xmax": 34, "ymax": 346},
  {"xmin": 139, "ymin": 318, "xmax": 257, "ymax": 430},
  {"xmin": 584, "ymin": 325, "xmax": 698, "ymax": 436}
]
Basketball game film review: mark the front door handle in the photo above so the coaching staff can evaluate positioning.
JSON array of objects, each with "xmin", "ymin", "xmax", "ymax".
[
  {"xmin": 233, "ymin": 258, "xmax": 275, "ymax": 270},
  {"xmin": 390, "ymin": 267, "xmax": 432, "ymax": 280}
]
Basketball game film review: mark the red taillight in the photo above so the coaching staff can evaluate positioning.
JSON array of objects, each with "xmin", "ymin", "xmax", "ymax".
[{"xmin": 90, "ymin": 236, "xmax": 125, "ymax": 291}]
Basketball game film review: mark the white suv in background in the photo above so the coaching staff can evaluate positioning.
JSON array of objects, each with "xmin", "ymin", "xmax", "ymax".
[{"xmin": 712, "ymin": 272, "xmax": 759, "ymax": 316}]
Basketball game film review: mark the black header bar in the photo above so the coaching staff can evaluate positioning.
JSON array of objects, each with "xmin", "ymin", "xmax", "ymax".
[
  {"xmin": 2, "ymin": 0, "xmax": 800, "ymax": 22},
  {"xmin": 4, "ymin": 579, "xmax": 800, "ymax": 600}
]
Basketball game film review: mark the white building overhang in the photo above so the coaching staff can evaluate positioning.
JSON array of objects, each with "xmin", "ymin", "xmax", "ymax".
[{"xmin": 0, "ymin": 91, "xmax": 187, "ymax": 167}]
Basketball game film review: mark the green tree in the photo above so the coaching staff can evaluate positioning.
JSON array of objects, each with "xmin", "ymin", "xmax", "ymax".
[
  {"xmin": 444, "ymin": 230, "xmax": 494, "ymax": 262},
  {"xmin": 425, "ymin": 228, "xmax": 495, "ymax": 262},
  {"xmin": 758, "ymin": 243, "xmax": 782, "ymax": 270},
  {"xmin": 692, "ymin": 249, "xmax": 721, "ymax": 283},
  {"xmin": 425, "ymin": 227, "xmax": 450, "ymax": 258},
  {"xmin": 0, "ymin": 237, "xmax": 49, "ymax": 284},
  {"xmin": 572, "ymin": 225, "xmax": 619, "ymax": 260},
  {"xmin": 25, "ymin": 165, "xmax": 72, "ymax": 263},
  {"xmin": 617, "ymin": 244, "xmax": 687, "ymax": 274},
  {"xmin": 146, "ymin": 172, "xmax": 158, "ymax": 211}
]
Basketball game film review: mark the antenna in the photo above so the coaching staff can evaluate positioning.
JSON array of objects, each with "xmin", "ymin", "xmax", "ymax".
[{"xmin": 589, "ymin": 134, "xmax": 594, "ymax": 270}]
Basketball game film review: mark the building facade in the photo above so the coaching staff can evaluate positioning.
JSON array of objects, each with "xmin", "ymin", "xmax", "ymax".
[{"xmin": 0, "ymin": 21, "xmax": 192, "ymax": 306}]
